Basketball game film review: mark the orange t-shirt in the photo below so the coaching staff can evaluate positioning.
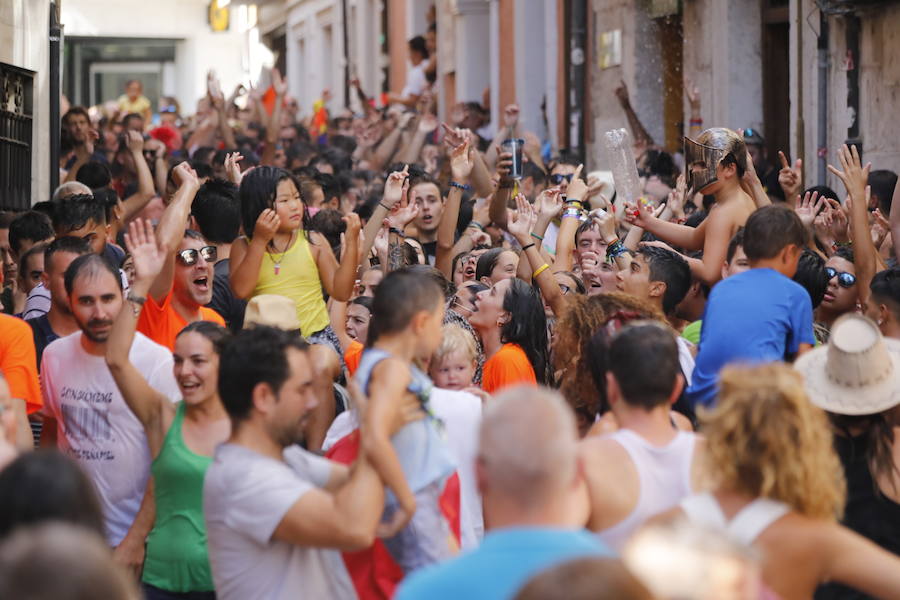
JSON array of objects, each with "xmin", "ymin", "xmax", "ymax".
[
  {"xmin": 481, "ymin": 343, "xmax": 537, "ymax": 395},
  {"xmin": 137, "ymin": 290, "xmax": 225, "ymax": 351},
  {"xmin": 344, "ymin": 340, "xmax": 364, "ymax": 377},
  {"xmin": 0, "ymin": 314, "xmax": 42, "ymax": 414}
]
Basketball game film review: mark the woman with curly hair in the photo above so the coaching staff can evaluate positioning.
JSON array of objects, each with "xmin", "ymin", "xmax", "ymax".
[
  {"xmin": 553, "ymin": 293, "xmax": 692, "ymax": 435},
  {"xmin": 665, "ymin": 363, "xmax": 900, "ymax": 599}
]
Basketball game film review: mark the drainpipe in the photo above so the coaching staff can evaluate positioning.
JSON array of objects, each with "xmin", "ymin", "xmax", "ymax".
[
  {"xmin": 817, "ymin": 11, "xmax": 828, "ymax": 185},
  {"xmin": 49, "ymin": 1, "xmax": 62, "ymax": 195}
]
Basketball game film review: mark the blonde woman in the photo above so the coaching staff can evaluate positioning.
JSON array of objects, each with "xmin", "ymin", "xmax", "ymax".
[{"xmin": 662, "ymin": 363, "xmax": 900, "ymax": 599}]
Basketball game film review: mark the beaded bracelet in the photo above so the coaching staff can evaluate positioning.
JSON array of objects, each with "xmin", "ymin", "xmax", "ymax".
[{"xmin": 449, "ymin": 181, "xmax": 472, "ymax": 191}]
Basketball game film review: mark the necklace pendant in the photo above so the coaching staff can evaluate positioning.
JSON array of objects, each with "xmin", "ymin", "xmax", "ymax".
[{"xmin": 274, "ymin": 263, "xmax": 281, "ymax": 275}]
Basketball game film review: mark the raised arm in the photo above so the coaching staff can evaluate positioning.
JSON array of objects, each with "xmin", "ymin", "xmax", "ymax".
[
  {"xmin": 148, "ymin": 162, "xmax": 201, "ymax": 301},
  {"xmin": 106, "ymin": 219, "xmax": 173, "ymax": 456},
  {"xmin": 360, "ymin": 166, "xmax": 410, "ymax": 263},
  {"xmin": 625, "ymin": 199, "xmax": 707, "ymax": 251},
  {"xmin": 509, "ymin": 195, "xmax": 566, "ymax": 316},
  {"xmin": 260, "ymin": 69, "xmax": 287, "ymax": 167},
  {"xmin": 829, "ymin": 144, "xmax": 876, "ymax": 308},
  {"xmin": 553, "ymin": 166, "xmax": 587, "ymax": 273},
  {"xmin": 436, "ymin": 139, "xmax": 474, "ymax": 276},
  {"xmin": 314, "ymin": 213, "xmax": 362, "ymax": 302},
  {"xmin": 121, "ymin": 131, "xmax": 157, "ymax": 222},
  {"xmin": 778, "ymin": 151, "xmax": 803, "ymax": 207},
  {"xmin": 489, "ymin": 152, "xmax": 514, "ymax": 230},
  {"xmin": 395, "ymin": 113, "xmax": 437, "ymax": 165}
]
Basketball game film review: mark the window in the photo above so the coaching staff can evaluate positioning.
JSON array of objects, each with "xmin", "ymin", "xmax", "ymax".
[{"xmin": 0, "ymin": 63, "xmax": 34, "ymax": 211}]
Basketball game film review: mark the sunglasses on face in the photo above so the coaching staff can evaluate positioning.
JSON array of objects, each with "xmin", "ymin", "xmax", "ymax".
[
  {"xmin": 549, "ymin": 173, "xmax": 574, "ymax": 185},
  {"xmin": 177, "ymin": 246, "xmax": 217, "ymax": 266},
  {"xmin": 825, "ymin": 267, "xmax": 856, "ymax": 288}
]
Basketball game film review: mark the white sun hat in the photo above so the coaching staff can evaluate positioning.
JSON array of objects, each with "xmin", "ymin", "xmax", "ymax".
[{"xmin": 794, "ymin": 313, "xmax": 900, "ymax": 415}]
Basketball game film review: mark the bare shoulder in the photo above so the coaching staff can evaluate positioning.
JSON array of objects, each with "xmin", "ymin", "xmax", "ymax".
[
  {"xmin": 579, "ymin": 435, "xmax": 632, "ymax": 478},
  {"xmin": 370, "ymin": 357, "xmax": 412, "ymax": 388}
]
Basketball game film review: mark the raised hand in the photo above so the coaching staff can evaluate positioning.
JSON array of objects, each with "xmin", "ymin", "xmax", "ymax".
[
  {"xmin": 825, "ymin": 198, "xmax": 850, "ymax": 243},
  {"xmin": 828, "ymin": 144, "xmax": 871, "ymax": 202},
  {"xmin": 124, "ymin": 219, "xmax": 166, "ymax": 286},
  {"xmin": 508, "ymin": 194, "xmax": 537, "ymax": 244},
  {"xmin": 372, "ymin": 220, "xmax": 390, "ymax": 257},
  {"xmin": 564, "ymin": 165, "xmax": 588, "ymax": 202},
  {"xmin": 253, "ymin": 209, "xmax": 281, "ymax": 243},
  {"xmin": 450, "ymin": 139, "xmax": 474, "ymax": 182},
  {"xmin": 224, "ymin": 152, "xmax": 244, "ymax": 185},
  {"xmin": 794, "ymin": 190, "xmax": 825, "ymax": 229},
  {"xmin": 382, "ymin": 165, "xmax": 409, "ymax": 209},
  {"xmin": 496, "ymin": 152, "xmax": 514, "ymax": 185},
  {"xmin": 778, "ymin": 151, "xmax": 803, "ymax": 200},
  {"xmin": 342, "ymin": 212, "xmax": 362, "ymax": 238},
  {"xmin": 624, "ymin": 197, "xmax": 655, "ymax": 229},
  {"xmin": 666, "ymin": 174, "xmax": 687, "ymax": 219},
  {"xmin": 75, "ymin": 129, "xmax": 99, "ymax": 161},
  {"xmin": 125, "ymin": 130, "xmax": 144, "ymax": 153},
  {"xmin": 502, "ymin": 104, "xmax": 520, "ymax": 130},
  {"xmin": 537, "ymin": 187, "xmax": 563, "ymax": 221},
  {"xmin": 685, "ymin": 79, "xmax": 701, "ymax": 112},
  {"xmin": 441, "ymin": 122, "xmax": 467, "ymax": 149},
  {"xmin": 272, "ymin": 68, "xmax": 288, "ymax": 97},
  {"xmin": 590, "ymin": 208, "xmax": 618, "ymax": 243},
  {"xmin": 387, "ymin": 181, "xmax": 418, "ymax": 230},
  {"xmin": 171, "ymin": 161, "xmax": 200, "ymax": 189}
]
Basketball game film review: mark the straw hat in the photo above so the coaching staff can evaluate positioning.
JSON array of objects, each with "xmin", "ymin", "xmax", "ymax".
[
  {"xmin": 243, "ymin": 295, "xmax": 301, "ymax": 331},
  {"xmin": 794, "ymin": 313, "xmax": 900, "ymax": 415}
]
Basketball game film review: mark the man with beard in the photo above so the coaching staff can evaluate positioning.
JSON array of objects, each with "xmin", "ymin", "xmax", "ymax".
[
  {"xmin": 204, "ymin": 326, "xmax": 399, "ymax": 600},
  {"xmin": 136, "ymin": 163, "xmax": 225, "ymax": 350},
  {"xmin": 39, "ymin": 253, "xmax": 179, "ymax": 566}
]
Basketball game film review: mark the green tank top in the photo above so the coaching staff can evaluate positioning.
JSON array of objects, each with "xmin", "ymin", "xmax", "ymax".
[{"xmin": 142, "ymin": 402, "xmax": 215, "ymax": 592}]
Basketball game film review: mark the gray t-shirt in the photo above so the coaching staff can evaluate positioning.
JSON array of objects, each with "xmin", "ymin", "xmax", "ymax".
[{"xmin": 203, "ymin": 443, "xmax": 357, "ymax": 600}]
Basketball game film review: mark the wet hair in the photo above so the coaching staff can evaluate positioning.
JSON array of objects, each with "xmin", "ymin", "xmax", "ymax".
[
  {"xmin": 350, "ymin": 295, "xmax": 374, "ymax": 312},
  {"xmin": 64, "ymin": 253, "xmax": 122, "ymax": 296},
  {"xmin": 0, "ymin": 450, "xmax": 105, "ymax": 538},
  {"xmin": 636, "ymin": 245, "xmax": 691, "ymax": 314},
  {"xmin": 556, "ymin": 270, "xmax": 586, "ymax": 295},
  {"xmin": 870, "ymin": 268, "xmax": 900, "ymax": 322},
  {"xmin": 62, "ymin": 106, "xmax": 90, "ymax": 126},
  {"xmin": 475, "ymin": 248, "xmax": 506, "ymax": 282},
  {"xmin": 500, "ymin": 279, "xmax": 550, "ymax": 385},
  {"xmin": 367, "ymin": 270, "xmax": 445, "ymax": 347},
  {"xmin": 176, "ymin": 321, "xmax": 232, "ymax": 355},
  {"xmin": 239, "ymin": 166, "xmax": 310, "ymax": 238},
  {"xmin": 609, "ymin": 322, "xmax": 681, "ymax": 409},
  {"xmin": 309, "ymin": 208, "xmax": 346, "ymax": 257},
  {"xmin": 834, "ymin": 245, "xmax": 855, "ymax": 264},
  {"xmin": 218, "ymin": 325, "xmax": 310, "ymax": 423},
  {"xmin": 90, "ymin": 187, "xmax": 121, "ymax": 224},
  {"xmin": 792, "ymin": 250, "xmax": 828, "ymax": 309},
  {"xmin": 574, "ymin": 218, "xmax": 601, "ymax": 245},
  {"xmin": 75, "ymin": 161, "xmax": 112, "ymax": 189},
  {"xmin": 404, "ymin": 264, "xmax": 456, "ymax": 301},
  {"xmin": 192, "ymin": 179, "xmax": 241, "ymax": 244},
  {"xmin": 868, "ymin": 169, "xmax": 897, "ymax": 214},
  {"xmin": 51, "ymin": 194, "xmax": 107, "ymax": 235},
  {"xmin": 44, "ymin": 236, "xmax": 92, "ymax": 272},
  {"xmin": 726, "ymin": 227, "xmax": 745, "ymax": 264},
  {"xmin": 743, "ymin": 205, "xmax": 807, "ymax": 261},
  {"xmin": 8, "ymin": 211, "xmax": 53, "ymax": 257}
]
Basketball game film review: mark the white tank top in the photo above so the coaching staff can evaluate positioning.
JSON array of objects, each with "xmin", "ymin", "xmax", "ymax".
[
  {"xmin": 679, "ymin": 493, "xmax": 790, "ymax": 545},
  {"xmin": 597, "ymin": 429, "xmax": 697, "ymax": 550}
]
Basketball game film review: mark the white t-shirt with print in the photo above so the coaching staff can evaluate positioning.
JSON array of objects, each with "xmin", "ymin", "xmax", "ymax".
[
  {"xmin": 203, "ymin": 443, "xmax": 357, "ymax": 600},
  {"xmin": 40, "ymin": 331, "xmax": 179, "ymax": 546}
]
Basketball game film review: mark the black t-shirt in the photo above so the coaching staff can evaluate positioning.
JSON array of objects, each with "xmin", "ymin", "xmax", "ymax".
[
  {"xmin": 759, "ymin": 164, "xmax": 785, "ymax": 201},
  {"xmin": 208, "ymin": 259, "xmax": 246, "ymax": 333},
  {"xmin": 421, "ymin": 241, "xmax": 437, "ymax": 265},
  {"xmin": 27, "ymin": 314, "xmax": 59, "ymax": 371},
  {"xmin": 102, "ymin": 243, "xmax": 125, "ymax": 267}
]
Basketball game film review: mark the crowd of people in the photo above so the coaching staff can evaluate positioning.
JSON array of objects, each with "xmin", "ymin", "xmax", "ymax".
[{"xmin": 1, "ymin": 24, "xmax": 900, "ymax": 599}]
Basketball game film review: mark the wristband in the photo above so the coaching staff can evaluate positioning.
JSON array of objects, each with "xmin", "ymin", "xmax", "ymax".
[
  {"xmin": 389, "ymin": 227, "xmax": 406, "ymax": 238},
  {"xmin": 532, "ymin": 263, "xmax": 550, "ymax": 278},
  {"xmin": 449, "ymin": 181, "xmax": 471, "ymax": 191},
  {"xmin": 605, "ymin": 240, "xmax": 629, "ymax": 263},
  {"xmin": 521, "ymin": 242, "xmax": 536, "ymax": 252},
  {"xmin": 530, "ymin": 232, "xmax": 544, "ymax": 241},
  {"xmin": 562, "ymin": 207, "xmax": 584, "ymax": 220},
  {"xmin": 468, "ymin": 220, "xmax": 485, "ymax": 232},
  {"xmin": 126, "ymin": 293, "xmax": 146, "ymax": 317},
  {"xmin": 379, "ymin": 201, "xmax": 391, "ymax": 211},
  {"xmin": 689, "ymin": 118, "xmax": 703, "ymax": 127}
]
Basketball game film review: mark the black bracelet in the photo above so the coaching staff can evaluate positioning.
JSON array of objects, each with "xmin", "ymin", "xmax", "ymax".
[
  {"xmin": 521, "ymin": 242, "xmax": 536, "ymax": 252},
  {"xmin": 389, "ymin": 227, "xmax": 406, "ymax": 238},
  {"xmin": 449, "ymin": 181, "xmax": 472, "ymax": 191},
  {"xmin": 379, "ymin": 201, "xmax": 391, "ymax": 211}
]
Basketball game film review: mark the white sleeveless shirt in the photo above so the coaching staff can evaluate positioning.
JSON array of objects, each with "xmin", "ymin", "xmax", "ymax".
[
  {"xmin": 597, "ymin": 429, "xmax": 697, "ymax": 550},
  {"xmin": 679, "ymin": 493, "xmax": 790, "ymax": 546}
]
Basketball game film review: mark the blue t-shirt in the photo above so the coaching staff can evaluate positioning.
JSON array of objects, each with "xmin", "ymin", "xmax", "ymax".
[
  {"xmin": 395, "ymin": 527, "xmax": 611, "ymax": 600},
  {"xmin": 687, "ymin": 268, "xmax": 814, "ymax": 408}
]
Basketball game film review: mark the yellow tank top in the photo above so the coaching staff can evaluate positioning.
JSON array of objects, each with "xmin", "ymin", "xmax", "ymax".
[{"xmin": 253, "ymin": 234, "xmax": 330, "ymax": 336}]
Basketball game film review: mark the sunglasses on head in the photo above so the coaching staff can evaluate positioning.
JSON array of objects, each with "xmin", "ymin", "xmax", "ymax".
[
  {"xmin": 177, "ymin": 246, "xmax": 217, "ymax": 266},
  {"xmin": 550, "ymin": 173, "xmax": 574, "ymax": 185},
  {"xmin": 825, "ymin": 267, "xmax": 856, "ymax": 288}
]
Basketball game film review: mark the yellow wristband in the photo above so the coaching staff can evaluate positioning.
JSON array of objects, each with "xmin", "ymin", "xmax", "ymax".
[{"xmin": 533, "ymin": 263, "xmax": 550, "ymax": 278}]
